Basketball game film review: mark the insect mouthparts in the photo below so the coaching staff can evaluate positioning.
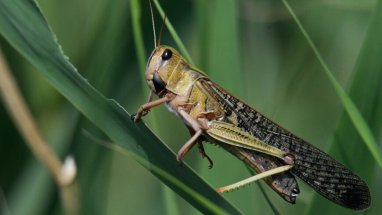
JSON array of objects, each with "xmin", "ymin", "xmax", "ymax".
[{"xmin": 153, "ymin": 72, "xmax": 166, "ymax": 93}]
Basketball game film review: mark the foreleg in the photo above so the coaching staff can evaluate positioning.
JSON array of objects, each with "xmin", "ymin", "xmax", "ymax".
[{"xmin": 133, "ymin": 93, "xmax": 174, "ymax": 122}]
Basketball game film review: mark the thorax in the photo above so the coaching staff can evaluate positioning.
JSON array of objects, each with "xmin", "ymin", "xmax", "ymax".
[{"xmin": 164, "ymin": 67, "xmax": 224, "ymax": 121}]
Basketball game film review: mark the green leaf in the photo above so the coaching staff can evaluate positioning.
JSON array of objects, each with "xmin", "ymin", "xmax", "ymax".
[{"xmin": 0, "ymin": 0, "xmax": 240, "ymax": 214}]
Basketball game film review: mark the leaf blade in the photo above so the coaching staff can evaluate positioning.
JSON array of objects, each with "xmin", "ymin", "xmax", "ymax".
[{"xmin": 0, "ymin": 0, "xmax": 241, "ymax": 214}]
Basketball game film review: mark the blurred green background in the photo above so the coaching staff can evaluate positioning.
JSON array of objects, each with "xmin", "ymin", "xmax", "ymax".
[{"xmin": 1, "ymin": 0, "xmax": 381, "ymax": 214}]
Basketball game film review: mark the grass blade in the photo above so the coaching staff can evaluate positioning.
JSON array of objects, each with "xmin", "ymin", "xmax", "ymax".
[
  {"xmin": 0, "ymin": 0, "xmax": 241, "ymax": 214},
  {"xmin": 281, "ymin": 0, "xmax": 382, "ymax": 168},
  {"xmin": 307, "ymin": 0, "xmax": 382, "ymax": 213}
]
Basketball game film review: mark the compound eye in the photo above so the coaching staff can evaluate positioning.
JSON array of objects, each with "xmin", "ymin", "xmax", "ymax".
[{"xmin": 161, "ymin": 49, "xmax": 173, "ymax": 61}]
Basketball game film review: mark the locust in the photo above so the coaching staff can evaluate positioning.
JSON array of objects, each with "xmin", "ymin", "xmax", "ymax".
[{"xmin": 132, "ymin": 4, "xmax": 371, "ymax": 211}]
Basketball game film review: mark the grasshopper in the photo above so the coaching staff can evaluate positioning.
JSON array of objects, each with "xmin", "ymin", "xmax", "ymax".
[{"xmin": 133, "ymin": 3, "xmax": 371, "ymax": 210}]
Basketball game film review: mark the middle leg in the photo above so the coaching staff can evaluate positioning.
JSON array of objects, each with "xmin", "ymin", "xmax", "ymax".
[
  {"xmin": 186, "ymin": 126, "xmax": 214, "ymax": 169},
  {"xmin": 176, "ymin": 108, "xmax": 207, "ymax": 164}
]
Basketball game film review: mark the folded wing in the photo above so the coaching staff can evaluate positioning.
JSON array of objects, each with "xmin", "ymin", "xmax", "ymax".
[{"xmin": 202, "ymin": 79, "xmax": 370, "ymax": 210}]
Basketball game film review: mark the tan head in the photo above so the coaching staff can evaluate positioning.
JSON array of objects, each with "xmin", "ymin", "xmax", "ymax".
[
  {"xmin": 145, "ymin": 45, "xmax": 182, "ymax": 95},
  {"xmin": 145, "ymin": 2, "xmax": 190, "ymax": 96}
]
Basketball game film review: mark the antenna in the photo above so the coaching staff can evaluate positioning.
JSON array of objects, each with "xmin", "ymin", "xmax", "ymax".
[
  {"xmin": 149, "ymin": 0, "xmax": 157, "ymax": 48},
  {"xmin": 157, "ymin": 15, "xmax": 166, "ymax": 46}
]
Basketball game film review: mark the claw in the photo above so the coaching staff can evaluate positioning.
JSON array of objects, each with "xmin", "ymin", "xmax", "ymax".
[
  {"xmin": 198, "ymin": 142, "xmax": 214, "ymax": 169},
  {"xmin": 176, "ymin": 153, "xmax": 184, "ymax": 166},
  {"xmin": 131, "ymin": 113, "xmax": 137, "ymax": 121},
  {"xmin": 205, "ymin": 154, "xmax": 214, "ymax": 169}
]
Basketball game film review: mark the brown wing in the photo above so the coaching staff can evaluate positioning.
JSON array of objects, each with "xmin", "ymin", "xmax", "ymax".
[
  {"xmin": 196, "ymin": 79, "xmax": 300, "ymax": 203},
  {"xmin": 201, "ymin": 79, "xmax": 370, "ymax": 211}
]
